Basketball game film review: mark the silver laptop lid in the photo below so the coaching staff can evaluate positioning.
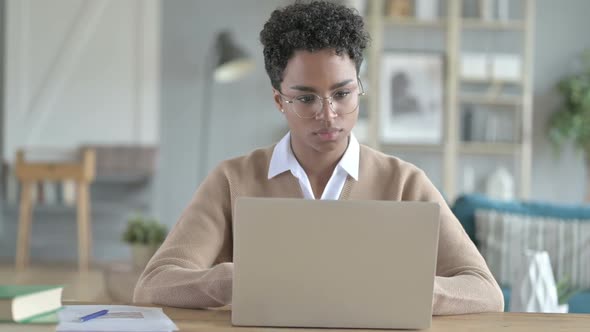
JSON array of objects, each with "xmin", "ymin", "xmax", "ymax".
[{"xmin": 232, "ymin": 198, "xmax": 440, "ymax": 329}]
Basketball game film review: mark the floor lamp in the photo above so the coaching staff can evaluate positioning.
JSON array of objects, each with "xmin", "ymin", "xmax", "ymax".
[{"xmin": 199, "ymin": 31, "xmax": 254, "ymax": 181}]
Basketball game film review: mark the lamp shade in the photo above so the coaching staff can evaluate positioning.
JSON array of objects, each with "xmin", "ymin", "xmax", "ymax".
[{"xmin": 213, "ymin": 31, "xmax": 254, "ymax": 83}]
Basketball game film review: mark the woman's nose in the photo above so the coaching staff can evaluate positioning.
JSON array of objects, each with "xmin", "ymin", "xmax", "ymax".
[{"xmin": 315, "ymin": 98, "xmax": 337, "ymax": 120}]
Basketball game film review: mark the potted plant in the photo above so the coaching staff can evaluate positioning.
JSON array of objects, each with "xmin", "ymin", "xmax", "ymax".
[
  {"xmin": 122, "ymin": 214, "xmax": 168, "ymax": 269},
  {"xmin": 556, "ymin": 277, "xmax": 580, "ymax": 313},
  {"xmin": 547, "ymin": 50, "xmax": 590, "ymax": 201}
]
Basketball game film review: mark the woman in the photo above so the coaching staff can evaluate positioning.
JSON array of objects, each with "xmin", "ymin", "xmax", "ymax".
[{"xmin": 133, "ymin": 1, "xmax": 504, "ymax": 315}]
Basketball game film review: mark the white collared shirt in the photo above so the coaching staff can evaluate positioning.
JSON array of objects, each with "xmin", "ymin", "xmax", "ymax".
[{"xmin": 268, "ymin": 132, "xmax": 359, "ymax": 200}]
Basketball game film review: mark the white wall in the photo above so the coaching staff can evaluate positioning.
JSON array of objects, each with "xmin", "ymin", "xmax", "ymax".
[
  {"xmin": 3, "ymin": 0, "xmax": 160, "ymax": 162},
  {"xmin": 155, "ymin": 0, "xmax": 291, "ymax": 226},
  {"xmin": 530, "ymin": 0, "xmax": 590, "ymax": 203},
  {"xmin": 0, "ymin": 0, "xmax": 161, "ymax": 263}
]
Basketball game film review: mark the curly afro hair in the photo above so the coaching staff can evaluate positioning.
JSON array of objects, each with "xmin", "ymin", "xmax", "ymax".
[{"xmin": 260, "ymin": 1, "xmax": 370, "ymax": 92}]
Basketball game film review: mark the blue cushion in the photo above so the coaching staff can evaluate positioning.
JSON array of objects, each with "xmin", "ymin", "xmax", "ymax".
[
  {"xmin": 569, "ymin": 291, "xmax": 590, "ymax": 313},
  {"xmin": 501, "ymin": 287, "xmax": 510, "ymax": 312},
  {"xmin": 451, "ymin": 193, "xmax": 590, "ymax": 246},
  {"xmin": 502, "ymin": 287, "xmax": 590, "ymax": 313}
]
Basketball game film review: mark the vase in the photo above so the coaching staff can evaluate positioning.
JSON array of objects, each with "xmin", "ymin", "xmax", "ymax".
[
  {"xmin": 486, "ymin": 167, "xmax": 515, "ymax": 201},
  {"xmin": 131, "ymin": 244, "xmax": 159, "ymax": 270}
]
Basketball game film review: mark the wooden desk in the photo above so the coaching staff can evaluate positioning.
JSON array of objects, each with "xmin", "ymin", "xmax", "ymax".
[
  {"xmin": 3, "ymin": 307, "xmax": 590, "ymax": 331},
  {"xmin": 164, "ymin": 307, "xmax": 590, "ymax": 331}
]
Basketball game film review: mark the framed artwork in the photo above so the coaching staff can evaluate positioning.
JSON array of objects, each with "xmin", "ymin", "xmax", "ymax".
[{"xmin": 379, "ymin": 52, "xmax": 444, "ymax": 144}]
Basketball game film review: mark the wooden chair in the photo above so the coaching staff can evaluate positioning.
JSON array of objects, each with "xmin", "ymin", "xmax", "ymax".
[{"xmin": 14, "ymin": 148, "xmax": 96, "ymax": 271}]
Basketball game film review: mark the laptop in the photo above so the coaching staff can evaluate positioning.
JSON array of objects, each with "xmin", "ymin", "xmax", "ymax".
[{"xmin": 232, "ymin": 197, "xmax": 441, "ymax": 330}]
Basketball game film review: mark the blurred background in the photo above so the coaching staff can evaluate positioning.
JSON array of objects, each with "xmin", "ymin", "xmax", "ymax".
[{"xmin": 0, "ymin": 0, "xmax": 589, "ymax": 312}]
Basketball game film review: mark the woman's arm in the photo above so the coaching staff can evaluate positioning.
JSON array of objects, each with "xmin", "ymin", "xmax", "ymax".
[
  {"xmin": 133, "ymin": 165, "xmax": 234, "ymax": 308},
  {"xmin": 404, "ymin": 170, "xmax": 504, "ymax": 315}
]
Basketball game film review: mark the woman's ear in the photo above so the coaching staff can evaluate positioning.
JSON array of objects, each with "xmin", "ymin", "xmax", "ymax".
[{"xmin": 272, "ymin": 89, "xmax": 285, "ymax": 114}]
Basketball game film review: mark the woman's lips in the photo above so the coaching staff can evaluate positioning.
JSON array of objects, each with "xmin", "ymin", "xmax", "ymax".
[{"xmin": 315, "ymin": 128, "xmax": 342, "ymax": 141}]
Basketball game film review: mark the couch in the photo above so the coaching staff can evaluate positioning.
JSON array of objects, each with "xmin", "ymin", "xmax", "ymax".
[{"xmin": 451, "ymin": 193, "xmax": 590, "ymax": 313}]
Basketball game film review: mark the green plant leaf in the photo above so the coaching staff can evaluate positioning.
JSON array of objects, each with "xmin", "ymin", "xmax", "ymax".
[
  {"xmin": 556, "ymin": 276, "xmax": 582, "ymax": 305},
  {"xmin": 122, "ymin": 214, "xmax": 168, "ymax": 246},
  {"xmin": 548, "ymin": 50, "xmax": 590, "ymax": 158}
]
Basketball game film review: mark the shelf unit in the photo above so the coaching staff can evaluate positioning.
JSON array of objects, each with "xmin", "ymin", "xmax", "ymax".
[
  {"xmin": 363, "ymin": 0, "xmax": 535, "ymax": 201},
  {"xmin": 384, "ymin": 17, "xmax": 446, "ymax": 27},
  {"xmin": 459, "ymin": 94, "xmax": 523, "ymax": 106},
  {"xmin": 461, "ymin": 18, "xmax": 525, "ymax": 30},
  {"xmin": 459, "ymin": 142, "xmax": 520, "ymax": 155},
  {"xmin": 381, "ymin": 143, "xmax": 445, "ymax": 153}
]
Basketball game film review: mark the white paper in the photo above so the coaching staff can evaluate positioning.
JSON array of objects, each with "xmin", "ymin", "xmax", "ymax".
[{"xmin": 57, "ymin": 305, "xmax": 178, "ymax": 332}]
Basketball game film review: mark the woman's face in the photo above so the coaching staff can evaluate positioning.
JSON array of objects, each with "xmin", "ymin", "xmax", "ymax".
[{"xmin": 273, "ymin": 49, "xmax": 360, "ymax": 155}]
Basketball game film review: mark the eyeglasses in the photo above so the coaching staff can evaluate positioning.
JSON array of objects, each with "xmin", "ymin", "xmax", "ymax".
[{"xmin": 279, "ymin": 79, "xmax": 366, "ymax": 119}]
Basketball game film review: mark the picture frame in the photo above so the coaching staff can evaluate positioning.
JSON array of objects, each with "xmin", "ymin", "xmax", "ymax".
[{"xmin": 379, "ymin": 52, "xmax": 444, "ymax": 144}]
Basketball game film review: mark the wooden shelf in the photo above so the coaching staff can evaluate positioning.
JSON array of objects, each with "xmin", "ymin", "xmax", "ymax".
[
  {"xmin": 461, "ymin": 19, "xmax": 525, "ymax": 30},
  {"xmin": 460, "ymin": 78, "xmax": 524, "ymax": 85},
  {"xmin": 383, "ymin": 17, "xmax": 446, "ymax": 28},
  {"xmin": 459, "ymin": 142, "xmax": 521, "ymax": 155},
  {"xmin": 363, "ymin": 0, "xmax": 534, "ymax": 201},
  {"xmin": 459, "ymin": 94, "xmax": 523, "ymax": 106},
  {"xmin": 382, "ymin": 143, "xmax": 444, "ymax": 153}
]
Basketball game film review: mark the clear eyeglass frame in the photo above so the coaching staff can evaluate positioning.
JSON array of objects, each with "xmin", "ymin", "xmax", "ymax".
[{"xmin": 280, "ymin": 78, "xmax": 366, "ymax": 119}]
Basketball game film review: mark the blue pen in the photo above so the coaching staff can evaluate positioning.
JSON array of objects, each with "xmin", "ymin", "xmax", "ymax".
[{"xmin": 79, "ymin": 309, "xmax": 109, "ymax": 322}]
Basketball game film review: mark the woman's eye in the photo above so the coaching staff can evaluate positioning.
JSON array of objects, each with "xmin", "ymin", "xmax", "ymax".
[
  {"xmin": 334, "ymin": 90, "xmax": 351, "ymax": 99},
  {"xmin": 297, "ymin": 95, "xmax": 317, "ymax": 104}
]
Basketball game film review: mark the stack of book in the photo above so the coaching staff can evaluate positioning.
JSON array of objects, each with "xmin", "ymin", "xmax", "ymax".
[{"xmin": 0, "ymin": 285, "xmax": 63, "ymax": 324}]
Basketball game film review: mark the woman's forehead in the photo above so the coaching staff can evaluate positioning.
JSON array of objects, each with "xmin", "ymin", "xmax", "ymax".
[{"xmin": 281, "ymin": 50, "xmax": 357, "ymax": 91}]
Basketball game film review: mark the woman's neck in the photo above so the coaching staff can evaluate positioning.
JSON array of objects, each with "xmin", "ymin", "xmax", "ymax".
[{"xmin": 290, "ymin": 135, "xmax": 349, "ymax": 180}]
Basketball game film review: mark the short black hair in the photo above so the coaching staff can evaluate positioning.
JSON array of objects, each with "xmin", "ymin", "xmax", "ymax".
[{"xmin": 260, "ymin": 1, "xmax": 370, "ymax": 91}]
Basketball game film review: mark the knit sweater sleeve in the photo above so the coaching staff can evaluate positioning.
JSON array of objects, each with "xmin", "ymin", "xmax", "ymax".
[
  {"xmin": 402, "ymin": 168, "xmax": 504, "ymax": 315},
  {"xmin": 133, "ymin": 163, "xmax": 234, "ymax": 308}
]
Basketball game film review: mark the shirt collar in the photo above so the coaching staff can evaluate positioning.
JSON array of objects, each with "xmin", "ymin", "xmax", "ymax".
[
  {"xmin": 268, "ymin": 132, "xmax": 360, "ymax": 181},
  {"xmin": 268, "ymin": 132, "xmax": 293, "ymax": 179},
  {"xmin": 339, "ymin": 133, "xmax": 359, "ymax": 181}
]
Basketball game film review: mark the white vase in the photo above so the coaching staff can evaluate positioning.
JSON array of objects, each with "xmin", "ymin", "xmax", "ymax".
[
  {"xmin": 131, "ymin": 244, "xmax": 159, "ymax": 269},
  {"xmin": 486, "ymin": 167, "xmax": 514, "ymax": 201},
  {"xmin": 510, "ymin": 250, "xmax": 560, "ymax": 313}
]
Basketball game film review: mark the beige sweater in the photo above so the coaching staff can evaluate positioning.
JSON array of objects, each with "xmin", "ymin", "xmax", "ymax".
[{"xmin": 133, "ymin": 144, "xmax": 504, "ymax": 315}]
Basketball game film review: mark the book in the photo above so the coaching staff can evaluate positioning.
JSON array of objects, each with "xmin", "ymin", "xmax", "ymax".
[{"xmin": 0, "ymin": 285, "xmax": 63, "ymax": 323}]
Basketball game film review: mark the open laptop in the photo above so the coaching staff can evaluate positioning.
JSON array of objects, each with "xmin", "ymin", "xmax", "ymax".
[{"xmin": 232, "ymin": 197, "xmax": 440, "ymax": 330}]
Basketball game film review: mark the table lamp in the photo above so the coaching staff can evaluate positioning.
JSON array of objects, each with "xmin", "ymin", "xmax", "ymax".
[{"xmin": 199, "ymin": 31, "xmax": 254, "ymax": 181}]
